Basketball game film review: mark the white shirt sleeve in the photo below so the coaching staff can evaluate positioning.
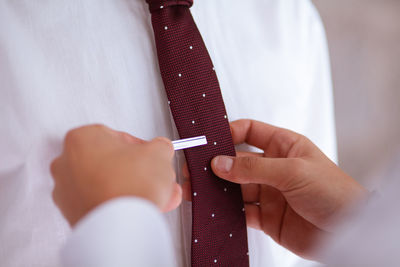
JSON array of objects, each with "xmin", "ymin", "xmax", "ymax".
[
  {"xmin": 323, "ymin": 150, "xmax": 400, "ymax": 266},
  {"xmin": 61, "ymin": 197, "xmax": 175, "ymax": 267}
]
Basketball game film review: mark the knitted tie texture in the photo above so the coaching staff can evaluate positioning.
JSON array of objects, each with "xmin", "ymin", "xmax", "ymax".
[{"xmin": 145, "ymin": 1, "xmax": 249, "ymax": 266}]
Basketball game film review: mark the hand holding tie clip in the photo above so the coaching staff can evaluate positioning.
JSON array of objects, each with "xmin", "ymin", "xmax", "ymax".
[{"xmin": 172, "ymin": 135, "xmax": 207, "ymax": 151}]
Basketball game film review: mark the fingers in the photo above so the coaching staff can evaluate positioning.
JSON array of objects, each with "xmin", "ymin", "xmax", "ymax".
[
  {"xmin": 230, "ymin": 119, "xmax": 275, "ymax": 147},
  {"xmin": 257, "ymin": 185, "xmax": 287, "ymax": 241},
  {"xmin": 148, "ymin": 137, "xmax": 175, "ymax": 159},
  {"xmin": 245, "ymin": 186, "xmax": 326, "ymax": 258},
  {"xmin": 63, "ymin": 125, "xmax": 131, "ymax": 154},
  {"xmin": 244, "ymin": 204, "xmax": 262, "ymax": 230},
  {"xmin": 181, "ymin": 163, "xmax": 192, "ymax": 201},
  {"xmin": 182, "ymin": 180, "xmax": 192, "ymax": 202},
  {"xmin": 230, "ymin": 119, "xmax": 303, "ymax": 157},
  {"xmin": 115, "ymin": 130, "xmax": 145, "ymax": 144},
  {"xmin": 50, "ymin": 156, "xmax": 62, "ymax": 180},
  {"xmin": 237, "ymin": 151, "xmax": 264, "ymax": 158},
  {"xmin": 181, "ymin": 151, "xmax": 263, "ymax": 202},
  {"xmin": 150, "ymin": 137, "xmax": 174, "ymax": 150},
  {"xmin": 241, "ymin": 184, "xmax": 260, "ymax": 203},
  {"xmin": 244, "ymin": 186, "xmax": 287, "ymax": 243},
  {"xmin": 182, "ymin": 163, "xmax": 190, "ymax": 179},
  {"xmin": 212, "ymin": 155, "xmax": 304, "ymax": 191},
  {"xmin": 162, "ymin": 183, "xmax": 183, "ymax": 213},
  {"xmin": 245, "ymin": 184, "xmax": 284, "ymax": 232},
  {"xmin": 50, "ymin": 156, "xmax": 67, "ymax": 204},
  {"xmin": 182, "ymin": 151, "xmax": 261, "ymax": 180},
  {"xmin": 265, "ymin": 205, "xmax": 327, "ymax": 259}
]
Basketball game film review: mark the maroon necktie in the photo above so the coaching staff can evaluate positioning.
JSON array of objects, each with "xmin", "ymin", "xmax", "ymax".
[{"xmin": 145, "ymin": 1, "xmax": 249, "ymax": 266}]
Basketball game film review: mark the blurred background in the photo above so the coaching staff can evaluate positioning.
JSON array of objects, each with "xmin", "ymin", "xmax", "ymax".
[{"xmin": 313, "ymin": 0, "xmax": 400, "ymax": 188}]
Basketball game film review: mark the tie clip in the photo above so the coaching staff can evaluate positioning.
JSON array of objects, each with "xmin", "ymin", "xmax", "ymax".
[{"xmin": 172, "ymin": 136, "xmax": 207, "ymax": 151}]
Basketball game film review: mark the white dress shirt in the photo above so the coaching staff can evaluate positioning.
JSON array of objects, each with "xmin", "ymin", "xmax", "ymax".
[
  {"xmin": 61, "ymin": 198, "xmax": 175, "ymax": 267},
  {"xmin": 0, "ymin": 0, "xmax": 336, "ymax": 266}
]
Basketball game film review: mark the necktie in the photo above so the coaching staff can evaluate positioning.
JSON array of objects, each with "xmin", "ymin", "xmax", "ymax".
[{"xmin": 145, "ymin": 1, "xmax": 249, "ymax": 266}]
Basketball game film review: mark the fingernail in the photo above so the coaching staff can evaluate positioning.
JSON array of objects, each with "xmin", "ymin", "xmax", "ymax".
[{"xmin": 214, "ymin": 156, "xmax": 233, "ymax": 173}]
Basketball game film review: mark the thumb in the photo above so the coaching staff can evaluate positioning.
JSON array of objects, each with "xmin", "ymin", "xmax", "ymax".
[{"xmin": 211, "ymin": 156, "xmax": 303, "ymax": 191}]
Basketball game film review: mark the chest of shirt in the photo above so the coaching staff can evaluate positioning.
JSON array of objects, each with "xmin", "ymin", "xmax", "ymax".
[
  {"xmin": 0, "ymin": 1, "xmax": 327, "ymax": 267},
  {"xmin": 0, "ymin": 0, "xmax": 311, "ymax": 147}
]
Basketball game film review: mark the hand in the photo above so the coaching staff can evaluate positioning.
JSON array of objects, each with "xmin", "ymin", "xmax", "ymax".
[
  {"xmin": 183, "ymin": 119, "xmax": 367, "ymax": 260},
  {"xmin": 51, "ymin": 124, "xmax": 181, "ymax": 227}
]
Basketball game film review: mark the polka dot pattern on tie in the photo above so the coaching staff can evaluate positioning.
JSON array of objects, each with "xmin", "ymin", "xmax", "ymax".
[{"xmin": 146, "ymin": 0, "xmax": 249, "ymax": 266}]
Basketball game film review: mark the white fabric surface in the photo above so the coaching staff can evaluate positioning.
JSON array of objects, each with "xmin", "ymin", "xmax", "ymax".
[
  {"xmin": 61, "ymin": 198, "xmax": 174, "ymax": 267},
  {"xmin": 0, "ymin": 0, "xmax": 336, "ymax": 266},
  {"xmin": 324, "ymin": 149, "xmax": 400, "ymax": 267}
]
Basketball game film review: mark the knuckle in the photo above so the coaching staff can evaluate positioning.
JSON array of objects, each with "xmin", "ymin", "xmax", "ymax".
[
  {"xmin": 230, "ymin": 157, "xmax": 258, "ymax": 183},
  {"xmin": 238, "ymin": 157, "xmax": 255, "ymax": 172},
  {"xmin": 92, "ymin": 123, "xmax": 106, "ymax": 129},
  {"xmin": 50, "ymin": 159, "xmax": 58, "ymax": 177},
  {"xmin": 276, "ymin": 130, "xmax": 298, "ymax": 151},
  {"xmin": 64, "ymin": 128, "xmax": 88, "ymax": 148},
  {"xmin": 64, "ymin": 129, "xmax": 79, "ymax": 146},
  {"xmin": 297, "ymin": 134, "xmax": 311, "ymax": 146},
  {"xmin": 64, "ymin": 124, "xmax": 106, "ymax": 146},
  {"xmin": 90, "ymin": 124, "xmax": 108, "ymax": 133}
]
